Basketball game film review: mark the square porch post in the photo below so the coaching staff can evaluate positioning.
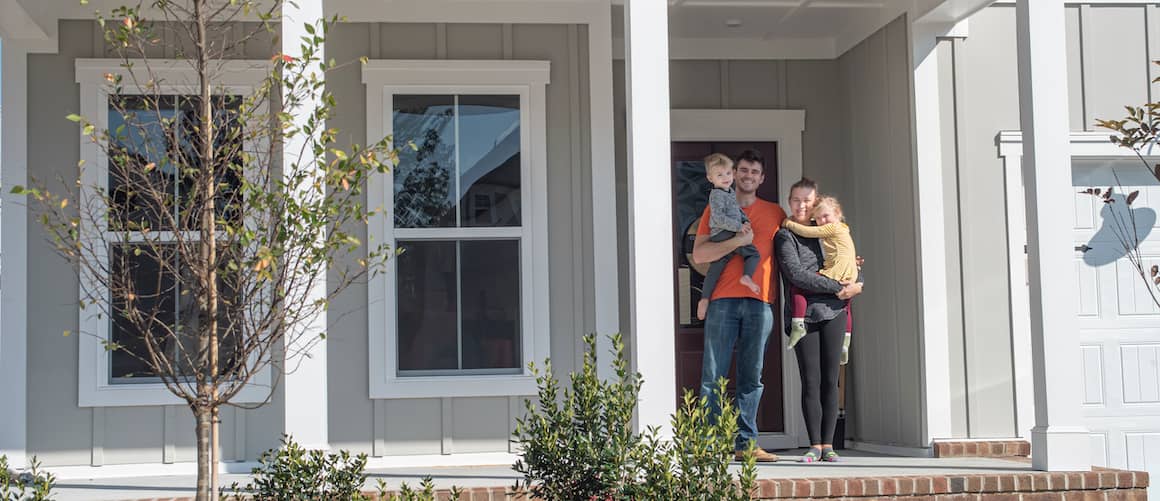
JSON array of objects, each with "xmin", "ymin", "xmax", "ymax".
[
  {"xmin": 0, "ymin": 40, "xmax": 30, "ymax": 468},
  {"xmin": 623, "ymin": 0, "xmax": 676, "ymax": 434},
  {"xmin": 1014, "ymin": 0, "xmax": 1090, "ymax": 472},
  {"xmin": 280, "ymin": 0, "xmax": 329, "ymax": 451}
]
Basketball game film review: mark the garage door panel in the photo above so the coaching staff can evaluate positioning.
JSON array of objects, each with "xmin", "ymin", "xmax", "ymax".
[
  {"xmin": 1114, "ymin": 258, "xmax": 1160, "ymax": 316},
  {"xmin": 1080, "ymin": 344, "xmax": 1106, "ymax": 406},
  {"xmin": 1076, "ymin": 258, "xmax": 1102, "ymax": 318},
  {"xmin": 1090, "ymin": 431, "xmax": 1110, "ymax": 468},
  {"xmin": 1075, "ymin": 189, "xmax": 1097, "ymax": 230},
  {"xmin": 1120, "ymin": 344, "xmax": 1160, "ymax": 404},
  {"xmin": 1125, "ymin": 432, "xmax": 1160, "ymax": 474}
]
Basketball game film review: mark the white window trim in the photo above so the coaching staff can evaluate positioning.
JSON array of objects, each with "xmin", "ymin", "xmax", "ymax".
[
  {"xmin": 74, "ymin": 59, "xmax": 272, "ymax": 407},
  {"xmin": 364, "ymin": 60, "xmax": 551, "ymax": 399}
]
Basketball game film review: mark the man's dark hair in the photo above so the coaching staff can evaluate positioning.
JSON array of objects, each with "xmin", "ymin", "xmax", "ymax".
[
  {"xmin": 790, "ymin": 177, "xmax": 818, "ymax": 193},
  {"xmin": 736, "ymin": 149, "xmax": 764, "ymax": 172}
]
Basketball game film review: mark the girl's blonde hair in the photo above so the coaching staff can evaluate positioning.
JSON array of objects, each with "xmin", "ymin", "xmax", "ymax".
[
  {"xmin": 703, "ymin": 153, "xmax": 734, "ymax": 174},
  {"xmin": 812, "ymin": 195, "xmax": 845, "ymax": 221}
]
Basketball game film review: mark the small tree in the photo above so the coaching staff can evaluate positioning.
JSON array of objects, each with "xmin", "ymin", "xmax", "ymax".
[
  {"xmin": 16, "ymin": 2, "xmax": 398, "ymax": 500},
  {"xmin": 1092, "ymin": 61, "xmax": 1160, "ymax": 308}
]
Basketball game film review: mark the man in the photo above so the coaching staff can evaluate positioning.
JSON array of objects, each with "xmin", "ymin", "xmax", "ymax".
[{"xmin": 691, "ymin": 150, "xmax": 858, "ymax": 461}]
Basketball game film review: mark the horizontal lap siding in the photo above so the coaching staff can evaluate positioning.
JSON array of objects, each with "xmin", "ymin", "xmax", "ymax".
[
  {"xmin": 26, "ymin": 20, "xmax": 280, "ymax": 467},
  {"xmin": 325, "ymin": 22, "xmax": 593, "ymax": 457}
]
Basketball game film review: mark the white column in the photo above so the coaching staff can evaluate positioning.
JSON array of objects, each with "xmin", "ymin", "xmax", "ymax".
[
  {"xmin": 588, "ymin": 0, "xmax": 620, "ymax": 381},
  {"xmin": 281, "ymin": 0, "xmax": 329, "ymax": 451},
  {"xmin": 1014, "ymin": 0, "xmax": 1090, "ymax": 472},
  {"xmin": 623, "ymin": 0, "xmax": 676, "ymax": 434},
  {"xmin": 910, "ymin": 22, "xmax": 953, "ymax": 445},
  {"xmin": 0, "ymin": 40, "xmax": 30, "ymax": 468}
]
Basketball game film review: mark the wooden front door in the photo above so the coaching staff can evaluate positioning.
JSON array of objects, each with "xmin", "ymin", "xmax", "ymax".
[{"xmin": 671, "ymin": 142, "xmax": 784, "ymax": 435}]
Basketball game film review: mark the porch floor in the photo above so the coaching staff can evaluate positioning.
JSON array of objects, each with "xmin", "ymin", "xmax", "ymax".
[{"xmin": 52, "ymin": 449, "xmax": 1044, "ymax": 501}]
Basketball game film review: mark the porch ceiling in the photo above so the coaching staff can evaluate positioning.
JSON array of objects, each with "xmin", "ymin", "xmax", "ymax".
[
  {"xmin": 1, "ymin": 0, "xmax": 993, "ymax": 58},
  {"xmin": 614, "ymin": 0, "xmax": 994, "ymax": 59}
]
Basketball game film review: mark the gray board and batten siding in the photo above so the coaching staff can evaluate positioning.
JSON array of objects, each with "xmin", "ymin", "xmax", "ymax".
[
  {"xmin": 325, "ymin": 22, "xmax": 598, "ymax": 457},
  {"xmin": 936, "ymin": 3, "xmax": 1160, "ymax": 439},
  {"xmin": 25, "ymin": 19, "xmax": 601, "ymax": 465}
]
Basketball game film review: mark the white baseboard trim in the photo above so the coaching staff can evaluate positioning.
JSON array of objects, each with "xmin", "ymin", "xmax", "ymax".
[
  {"xmin": 363, "ymin": 452, "xmax": 517, "ymax": 469},
  {"xmin": 44, "ymin": 461, "xmax": 259, "ymax": 479},
  {"xmin": 847, "ymin": 440, "xmax": 934, "ymax": 458},
  {"xmin": 41, "ymin": 453, "xmax": 520, "ymax": 480}
]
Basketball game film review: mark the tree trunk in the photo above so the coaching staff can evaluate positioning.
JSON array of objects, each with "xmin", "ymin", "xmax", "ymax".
[
  {"xmin": 195, "ymin": 405, "xmax": 213, "ymax": 501},
  {"xmin": 211, "ymin": 405, "xmax": 220, "ymax": 501}
]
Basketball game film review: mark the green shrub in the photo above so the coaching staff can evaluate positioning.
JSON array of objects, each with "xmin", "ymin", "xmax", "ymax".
[
  {"xmin": 0, "ymin": 456, "xmax": 55, "ymax": 501},
  {"xmin": 512, "ymin": 334, "xmax": 758, "ymax": 501},
  {"xmin": 637, "ymin": 388, "xmax": 758, "ymax": 500},
  {"xmin": 373, "ymin": 478, "xmax": 463, "ymax": 501},
  {"xmin": 227, "ymin": 435, "xmax": 367, "ymax": 500},
  {"xmin": 225, "ymin": 436, "xmax": 462, "ymax": 500}
]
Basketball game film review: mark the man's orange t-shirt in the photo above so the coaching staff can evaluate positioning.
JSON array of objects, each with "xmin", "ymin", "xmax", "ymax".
[{"xmin": 696, "ymin": 198, "xmax": 786, "ymax": 304}]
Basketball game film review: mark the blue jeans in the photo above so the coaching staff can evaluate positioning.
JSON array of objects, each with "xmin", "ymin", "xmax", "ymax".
[{"xmin": 699, "ymin": 297, "xmax": 774, "ymax": 450}]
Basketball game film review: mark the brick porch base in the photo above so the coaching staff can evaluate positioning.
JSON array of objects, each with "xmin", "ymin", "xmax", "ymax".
[{"xmin": 359, "ymin": 469, "xmax": 1149, "ymax": 500}]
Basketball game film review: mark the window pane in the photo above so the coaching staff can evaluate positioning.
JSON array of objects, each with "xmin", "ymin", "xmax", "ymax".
[
  {"xmin": 394, "ymin": 95, "xmax": 456, "ymax": 229},
  {"xmin": 396, "ymin": 240, "xmax": 459, "ymax": 371},
  {"xmin": 460, "ymin": 239, "xmax": 521, "ymax": 370},
  {"xmin": 458, "ymin": 95, "xmax": 521, "ymax": 227},
  {"xmin": 109, "ymin": 243, "xmax": 178, "ymax": 381},
  {"xmin": 108, "ymin": 96, "xmax": 178, "ymax": 231},
  {"xmin": 109, "ymin": 243, "xmax": 242, "ymax": 382},
  {"xmin": 108, "ymin": 95, "xmax": 244, "ymax": 231},
  {"xmin": 177, "ymin": 95, "xmax": 245, "ymax": 229}
]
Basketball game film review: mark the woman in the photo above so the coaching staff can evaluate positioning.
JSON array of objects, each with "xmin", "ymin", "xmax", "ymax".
[{"xmin": 774, "ymin": 178, "xmax": 862, "ymax": 463}]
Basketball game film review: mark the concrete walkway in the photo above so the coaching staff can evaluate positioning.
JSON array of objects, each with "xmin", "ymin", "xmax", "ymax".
[{"xmin": 49, "ymin": 450, "xmax": 1038, "ymax": 501}]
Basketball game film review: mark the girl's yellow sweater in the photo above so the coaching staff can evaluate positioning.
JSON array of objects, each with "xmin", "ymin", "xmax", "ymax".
[{"xmin": 781, "ymin": 220, "xmax": 858, "ymax": 283}]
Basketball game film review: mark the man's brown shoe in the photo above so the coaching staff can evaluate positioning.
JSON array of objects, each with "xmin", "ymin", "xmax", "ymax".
[{"xmin": 735, "ymin": 447, "xmax": 779, "ymax": 462}]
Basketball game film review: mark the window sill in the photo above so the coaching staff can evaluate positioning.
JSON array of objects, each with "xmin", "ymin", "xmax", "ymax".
[
  {"xmin": 77, "ymin": 380, "xmax": 272, "ymax": 408},
  {"xmin": 369, "ymin": 373, "xmax": 537, "ymax": 399}
]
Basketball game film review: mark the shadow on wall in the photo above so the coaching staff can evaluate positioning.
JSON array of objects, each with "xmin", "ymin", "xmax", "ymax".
[{"xmin": 1083, "ymin": 193, "xmax": 1156, "ymax": 267}]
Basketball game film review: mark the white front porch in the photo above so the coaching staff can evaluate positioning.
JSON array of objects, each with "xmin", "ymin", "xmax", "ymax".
[
  {"xmin": 47, "ymin": 452, "xmax": 1150, "ymax": 501},
  {"xmin": 0, "ymin": 0, "xmax": 1097, "ymax": 478}
]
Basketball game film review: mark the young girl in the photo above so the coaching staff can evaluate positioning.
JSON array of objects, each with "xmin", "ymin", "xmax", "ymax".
[
  {"xmin": 696, "ymin": 153, "xmax": 761, "ymax": 321},
  {"xmin": 781, "ymin": 195, "xmax": 856, "ymax": 364}
]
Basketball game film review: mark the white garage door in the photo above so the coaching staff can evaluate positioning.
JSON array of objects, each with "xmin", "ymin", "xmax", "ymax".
[{"xmin": 1071, "ymin": 159, "xmax": 1160, "ymax": 495}]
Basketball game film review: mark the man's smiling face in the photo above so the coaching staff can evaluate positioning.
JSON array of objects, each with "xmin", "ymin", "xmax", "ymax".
[{"xmin": 734, "ymin": 159, "xmax": 765, "ymax": 195}]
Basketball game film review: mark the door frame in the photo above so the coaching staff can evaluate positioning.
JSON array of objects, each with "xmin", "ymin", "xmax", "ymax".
[
  {"xmin": 997, "ymin": 130, "xmax": 1160, "ymax": 446},
  {"xmin": 671, "ymin": 108, "xmax": 807, "ymax": 448}
]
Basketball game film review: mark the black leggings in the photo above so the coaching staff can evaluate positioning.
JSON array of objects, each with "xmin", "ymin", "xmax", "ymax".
[{"xmin": 793, "ymin": 315, "xmax": 845, "ymax": 445}]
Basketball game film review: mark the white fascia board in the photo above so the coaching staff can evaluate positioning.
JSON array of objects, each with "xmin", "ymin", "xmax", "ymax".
[
  {"xmin": 76, "ymin": 59, "xmax": 271, "ymax": 86},
  {"xmin": 362, "ymin": 60, "xmax": 550, "ymax": 86}
]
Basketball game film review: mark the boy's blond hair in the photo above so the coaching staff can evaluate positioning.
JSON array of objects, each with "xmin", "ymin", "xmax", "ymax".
[
  {"xmin": 703, "ymin": 153, "xmax": 734, "ymax": 175},
  {"xmin": 812, "ymin": 195, "xmax": 845, "ymax": 221}
]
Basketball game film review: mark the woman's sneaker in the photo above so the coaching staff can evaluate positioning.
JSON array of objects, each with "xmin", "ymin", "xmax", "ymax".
[
  {"xmin": 800, "ymin": 447, "xmax": 823, "ymax": 463},
  {"xmin": 821, "ymin": 447, "xmax": 841, "ymax": 462},
  {"xmin": 786, "ymin": 318, "xmax": 807, "ymax": 350}
]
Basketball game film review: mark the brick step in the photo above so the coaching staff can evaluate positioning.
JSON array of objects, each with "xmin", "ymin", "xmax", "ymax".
[
  {"xmin": 934, "ymin": 440, "xmax": 1032, "ymax": 458},
  {"xmin": 749, "ymin": 468, "xmax": 1148, "ymax": 499}
]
